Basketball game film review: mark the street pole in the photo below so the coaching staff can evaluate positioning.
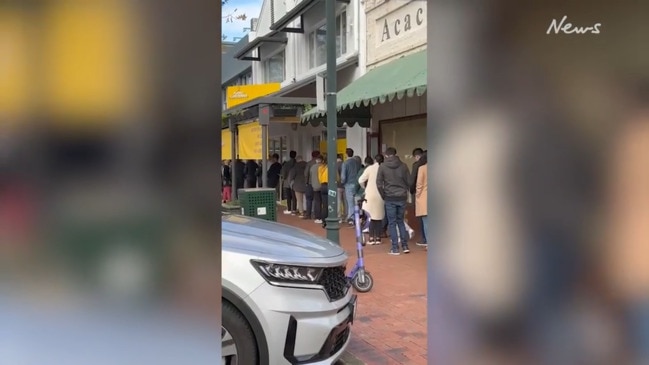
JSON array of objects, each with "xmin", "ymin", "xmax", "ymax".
[
  {"xmin": 325, "ymin": 0, "xmax": 339, "ymax": 244},
  {"xmin": 260, "ymin": 104, "xmax": 269, "ymax": 188},
  {"xmin": 229, "ymin": 119, "xmax": 237, "ymax": 201}
]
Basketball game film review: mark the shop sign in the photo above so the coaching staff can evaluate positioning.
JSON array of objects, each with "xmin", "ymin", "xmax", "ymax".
[
  {"xmin": 226, "ymin": 83, "xmax": 280, "ymax": 109},
  {"xmin": 378, "ymin": 3, "xmax": 426, "ymax": 44}
]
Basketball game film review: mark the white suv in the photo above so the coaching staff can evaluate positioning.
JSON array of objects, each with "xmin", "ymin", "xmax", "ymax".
[{"xmin": 222, "ymin": 213, "xmax": 356, "ymax": 365}]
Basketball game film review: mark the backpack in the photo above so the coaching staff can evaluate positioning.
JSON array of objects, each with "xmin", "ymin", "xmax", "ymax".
[
  {"xmin": 317, "ymin": 165, "xmax": 328, "ymax": 184},
  {"xmin": 317, "ymin": 164, "xmax": 340, "ymax": 184}
]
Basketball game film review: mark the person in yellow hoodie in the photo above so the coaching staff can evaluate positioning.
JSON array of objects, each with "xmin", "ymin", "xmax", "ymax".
[{"xmin": 317, "ymin": 157, "xmax": 340, "ymax": 224}]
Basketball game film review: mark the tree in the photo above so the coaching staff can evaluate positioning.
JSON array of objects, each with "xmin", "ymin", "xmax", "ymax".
[{"xmin": 222, "ymin": 0, "xmax": 247, "ymax": 24}]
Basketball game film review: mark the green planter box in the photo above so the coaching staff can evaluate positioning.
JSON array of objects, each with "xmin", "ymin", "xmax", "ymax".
[{"xmin": 238, "ymin": 188, "xmax": 277, "ymax": 222}]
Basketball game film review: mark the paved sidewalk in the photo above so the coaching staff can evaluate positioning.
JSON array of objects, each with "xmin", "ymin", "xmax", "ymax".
[{"xmin": 278, "ymin": 211, "xmax": 428, "ymax": 365}]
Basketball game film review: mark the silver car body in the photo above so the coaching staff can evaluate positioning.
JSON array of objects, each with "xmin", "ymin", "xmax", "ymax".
[{"xmin": 222, "ymin": 213, "xmax": 355, "ymax": 365}]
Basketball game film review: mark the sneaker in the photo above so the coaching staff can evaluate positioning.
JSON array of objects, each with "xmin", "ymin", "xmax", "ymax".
[
  {"xmin": 416, "ymin": 242, "xmax": 428, "ymax": 247},
  {"xmin": 388, "ymin": 249, "xmax": 400, "ymax": 256},
  {"xmin": 314, "ymin": 219, "xmax": 323, "ymax": 224},
  {"xmin": 403, "ymin": 246, "xmax": 411, "ymax": 254},
  {"xmin": 362, "ymin": 227, "xmax": 369, "ymax": 233},
  {"xmin": 283, "ymin": 210, "xmax": 292, "ymax": 215},
  {"xmin": 347, "ymin": 219, "xmax": 354, "ymax": 226}
]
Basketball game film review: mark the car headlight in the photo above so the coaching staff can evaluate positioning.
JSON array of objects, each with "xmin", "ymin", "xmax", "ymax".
[{"xmin": 251, "ymin": 260, "xmax": 323, "ymax": 284}]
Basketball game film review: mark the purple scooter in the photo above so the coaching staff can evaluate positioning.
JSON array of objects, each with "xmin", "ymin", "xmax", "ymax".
[{"xmin": 347, "ymin": 200, "xmax": 374, "ymax": 292}]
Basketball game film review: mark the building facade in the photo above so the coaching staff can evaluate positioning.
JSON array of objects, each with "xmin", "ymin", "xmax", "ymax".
[
  {"xmin": 221, "ymin": 36, "xmax": 253, "ymax": 111},
  {"xmin": 364, "ymin": 0, "xmax": 427, "ymax": 162},
  {"xmin": 239, "ymin": 0, "xmax": 368, "ymax": 160}
]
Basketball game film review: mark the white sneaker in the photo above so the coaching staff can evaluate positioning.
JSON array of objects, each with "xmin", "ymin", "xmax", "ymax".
[
  {"xmin": 362, "ymin": 227, "xmax": 369, "ymax": 233},
  {"xmin": 283, "ymin": 210, "xmax": 292, "ymax": 215},
  {"xmin": 314, "ymin": 219, "xmax": 323, "ymax": 224}
]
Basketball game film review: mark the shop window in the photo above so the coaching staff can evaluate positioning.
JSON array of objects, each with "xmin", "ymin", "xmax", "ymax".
[
  {"xmin": 308, "ymin": 10, "xmax": 347, "ymax": 69},
  {"xmin": 379, "ymin": 117, "xmax": 427, "ymax": 162},
  {"xmin": 263, "ymin": 50, "xmax": 285, "ymax": 83}
]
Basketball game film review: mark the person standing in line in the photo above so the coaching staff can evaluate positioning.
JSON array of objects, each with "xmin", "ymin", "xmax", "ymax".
[
  {"xmin": 266, "ymin": 153, "xmax": 282, "ymax": 190},
  {"xmin": 222, "ymin": 160, "xmax": 232, "ymax": 203},
  {"xmin": 243, "ymin": 159, "xmax": 258, "ymax": 189},
  {"xmin": 303, "ymin": 151, "xmax": 320, "ymax": 220},
  {"xmin": 281, "ymin": 151, "xmax": 297, "ymax": 215},
  {"xmin": 359, "ymin": 155, "xmax": 385, "ymax": 245},
  {"xmin": 415, "ymin": 150, "xmax": 428, "ymax": 251},
  {"xmin": 309, "ymin": 154, "xmax": 323, "ymax": 223},
  {"xmin": 410, "ymin": 147, "xmax": 427, "ymax": 247},
  {"xmin": 336, "ymin": 155, "xmax": 345, "ymax": 221},
  {"xmin": 233, "ymin": 159, "xmax": 245, "ymax": 193},
  {"xmin": 289, "ymin": 155, "xmax": 308, "ymax": 217},
  {"xmin": 317, "ymin": 156, "xmax": 339, "ymax": 225},
  {"xmin": 376, "ymin": 147, "xmax": 411, "ymax": 255},
  {"xmin": 341, "ymin": 148, "xmax": 362, "ymax": 226},
  {"xmin": 256, "ymin": 159, "xmax": 263, "ymax": 187}
]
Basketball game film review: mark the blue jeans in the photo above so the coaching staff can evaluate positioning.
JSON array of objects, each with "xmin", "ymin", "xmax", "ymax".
[
  {"xmin": 419, "ymin": 216, "xmax": 428, "ymax": 243},
  {"xmin": 420, "ymin": 215, "xmax": 428, "ymax": 244},
  {"xmin": 344, "ymin": 185, "xmax": 356, "ymax": 220},
  {"xmin": 385, "ymin": 200, "xmax": 408, "ymax": 250}
]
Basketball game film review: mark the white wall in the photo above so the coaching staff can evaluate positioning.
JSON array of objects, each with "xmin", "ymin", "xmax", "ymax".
[{"xmin": 250, "ymin": 0, "xmax": 369, "ymax": 159}]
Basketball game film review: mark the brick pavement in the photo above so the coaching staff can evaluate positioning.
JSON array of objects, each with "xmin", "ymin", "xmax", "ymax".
[{"xmin": 277, "ymin": 211, "xmax": 428, "ymax": 365}]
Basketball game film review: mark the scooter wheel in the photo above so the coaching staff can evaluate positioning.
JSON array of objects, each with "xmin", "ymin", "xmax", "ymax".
[
  {"xmin": 352, "ymin": 272, "xmax": 373, "ymax": 293},
  {"xmin": 361, "ymin": 235, "xmax": 367, "ymax": 247}
]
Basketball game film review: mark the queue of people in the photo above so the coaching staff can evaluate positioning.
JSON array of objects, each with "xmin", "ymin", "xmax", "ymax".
[{"xmin": 221, "ymin": 146, "xmax": 429, "ymax": 256}]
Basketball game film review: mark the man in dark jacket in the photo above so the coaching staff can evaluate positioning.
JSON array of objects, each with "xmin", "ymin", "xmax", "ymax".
[
  {"xmin": 409, "ymin": 147, "xmax": 427, "ymax": 246},
  {"xmin": 267, "ymin": 153, "xmax": 282, "ymax": 189},
  {"xmin": 233, "ymin": 159, "xmax": 245, "ymax": 193},
  {"xmin": 377, "ymin": 147, "xmax": 411, "ymax": 255},
  {"xmin": 341, "ymin": 149, "xmax": 361, "ymax": 225},
  {"xmin": 243, "ymin": 159, "xmax": 258, "ymax": 188},
  {"xmin": 280, "ymin": 151, "xmax": 297, "ymax": 214}
]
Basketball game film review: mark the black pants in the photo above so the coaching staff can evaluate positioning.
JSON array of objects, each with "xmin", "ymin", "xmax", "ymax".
[
  {"xmin": 369, "ymin": 219, "xmax": 383, "ymax": 240},
  {"xmin": 312, "ymin": 187, "xmax": 322, "ymax": 220},
  {"xmin": 305, "ymin": 185, "xmax": 314, "ymax": 218},
  {"xmin": 284, "ymin": 187, "xmax": 296, "ymax": 211},
  {"xmin": 320, "ymin": 184, "xmax": 329, "ymax": 220}
]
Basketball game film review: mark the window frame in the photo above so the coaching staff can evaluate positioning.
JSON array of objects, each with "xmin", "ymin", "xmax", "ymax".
[
  {"xmin": 262, "ymin": 48, "xmax": 286, "ymax": 84},
  {"xmin": 307, "ymin": 8, "xmax": 348, "ymax": 70}
]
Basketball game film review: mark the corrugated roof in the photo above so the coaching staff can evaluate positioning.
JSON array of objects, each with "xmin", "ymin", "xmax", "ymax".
[{"xmin": 221, "ymin": 35, "xmax": 252, "ymax": 85}]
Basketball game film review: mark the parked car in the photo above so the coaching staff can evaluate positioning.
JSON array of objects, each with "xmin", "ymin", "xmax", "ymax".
[{"xmin": 222, "ymin": 213, "xmax": 356, "ymax": 365}]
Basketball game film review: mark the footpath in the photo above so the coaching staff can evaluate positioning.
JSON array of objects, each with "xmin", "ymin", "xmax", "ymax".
[{"xmin": 277, "ymin": 212, "xmax": 428, "ymax": 365}]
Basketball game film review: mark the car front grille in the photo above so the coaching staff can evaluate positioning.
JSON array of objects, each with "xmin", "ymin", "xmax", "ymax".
[{"xmin": 317, "ymin": 266, "xmax": 349, "ymax": 301}]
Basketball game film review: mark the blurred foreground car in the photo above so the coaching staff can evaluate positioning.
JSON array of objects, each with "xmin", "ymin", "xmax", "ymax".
[{"xmin": 222, "ymin": 213, "xmax": 356, "ymax": 365}]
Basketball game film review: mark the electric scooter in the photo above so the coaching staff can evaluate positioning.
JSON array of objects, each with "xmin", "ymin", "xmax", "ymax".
[{"xmin": 347, "ymin": 200, "xmax": 374, "ymax": 292}]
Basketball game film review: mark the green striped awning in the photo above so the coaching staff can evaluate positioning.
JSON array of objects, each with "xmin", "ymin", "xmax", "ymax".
[{"xmin": 301, "ymin": 50, "xmax": 426, "ymax": 125}]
